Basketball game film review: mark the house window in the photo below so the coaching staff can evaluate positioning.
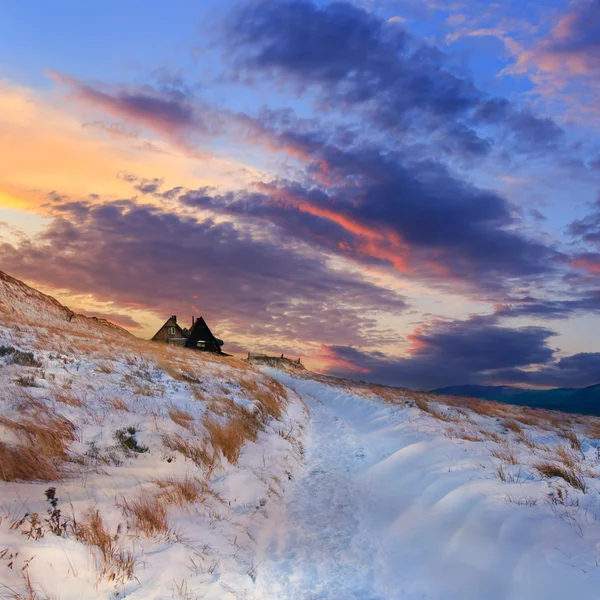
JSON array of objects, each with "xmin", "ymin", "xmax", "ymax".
[
  {"xmin": 168, "ymin": 327, "xmax": 176, "ymax": 335},
  {"xmin": 197, "ymin": 341, "xmax": 206, "ymax": 348}
]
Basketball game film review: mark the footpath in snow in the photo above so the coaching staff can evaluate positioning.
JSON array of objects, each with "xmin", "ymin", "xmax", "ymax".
[{"xmin": 253, "ymin": 370, "xmax": 600, "ymax": 600}]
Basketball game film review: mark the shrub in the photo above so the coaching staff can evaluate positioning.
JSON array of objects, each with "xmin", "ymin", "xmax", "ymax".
[
  {"xmin": 0, "ymin": 345, "xmax": 41, "ymax": 367},
  {"xmin": 114, "ymin": 427, "xmax": 148, "ymax": 454},
  {"xmin": 15, "ymin": 375, "xmax": 37, "ymax": 387}
]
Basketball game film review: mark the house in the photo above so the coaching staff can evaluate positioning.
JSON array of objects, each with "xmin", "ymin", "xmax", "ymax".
[
  {"xmin": 184, "ymin": 317, "xmax": 224, "ymax": 353},
  {"xmin": 151, "ymin": 315, "xmax": 225, "ymax": 354},
  {"xmin": 151, "ymin": 315, "xmax": 188, "ymax": 346}
]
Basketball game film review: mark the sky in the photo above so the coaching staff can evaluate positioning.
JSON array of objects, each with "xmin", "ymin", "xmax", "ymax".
[{"xmin": 1, "ymin": 0, "xmax": 599, "ymax": 391}]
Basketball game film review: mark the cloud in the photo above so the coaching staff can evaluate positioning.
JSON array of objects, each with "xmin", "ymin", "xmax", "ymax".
[
  {"xmin": 569, "ymin": 197, "xmax": 600, "ymax": 247},
  {"xmin": 490, "ymin": 353, "xmax": 600, "ymax": 389},
  {"xmin": 49, "ymin": 72, "xmax": 217, "ymax": 143},
  {"xmin": 0, "ymin": 198, "xmax": 407, "ymax": 350},
  {"xmin": 180, "ymin": 138, "xmax": 563, "ymax": 292},
  {"xmin": 226, "ymin": 0, "xmax": 564, "ymax": 155},
  {"xmin": 537, "ymin": 0, "xmax": 600, "ymax": 76},
  {"xmin": 494, "ymin": 293, "xmax": 600, "ymax": 319},
  {"xmin": 503, "ymin": 0, "xmax": 600, "ymax": 117},
  {"xmin": 322, "ymin": 315, "xmax": 557, "ymax": 389},
  {"xmin": 0, "ymin": 79, "xmax": 259, "ymax": 212}
]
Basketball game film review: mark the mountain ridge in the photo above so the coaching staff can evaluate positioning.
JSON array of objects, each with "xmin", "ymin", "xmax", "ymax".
[{"xmin": 431, "ymin": 383, "xmax": 600, "ymax": 416}]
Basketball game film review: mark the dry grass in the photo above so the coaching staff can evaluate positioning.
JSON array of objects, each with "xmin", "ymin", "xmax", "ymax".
[
  {"xmin": 559, "ymin": 429, "xmax": 582, "ymax": 452},
  {"xmin": 504, "ymin": 494, "xmax": 538, "ymax": 506},
  {"xmin": 109, "ymin": 397, "xmax": 130, "ymax": 412},
  {"xmin": 444, "ymin": 426, "xmax": 484, "ymax": 442},
  {"xmin": 152, "ymin": 476, "xmax": 218, "ymax": 506},
  {"xmin": 0, "ymin": 442, "xmax": 59, "ymax": 482},
  {"xmin": 0, "ymin": 411, "xmax": 77, "ymax": 481},
  {"xmin": 500, "ymin": 419, "xmax": 523, "ymax": 434},
  {"xmin": 53, "ymin": 390, "xmax": 85, "ymax": 408},
  {"xmin": 162, "ymin": 433, "xmax": 219, "ymax": 476},
  {"xmin": 491, "ymin": 446, "xmax": 519, "ymax": 465},
  {"xmin": 167, "ymin": 406, "xmax": 196, "ymax": 430},
  {"xmin": 514, "ymin": 431, "xmax": 548, "ymax": 452},
  {"xmin": 415, "ymin": 397, "xmax": 459, "ymax": 422},
  {"xmin": 479, "ymin": 429, "xmax": 503, "ymax": 443},
  {"xmin": 2, "ymin": 571, "xmax": 54, "ymax": 600},
  {"xmin": 72, "ymin": 509, "xmax": 136, "ymax": 584},
  {"xmin": 495, "ymin": 463, "xmax": 523, "ymax": 483},
  {"xmin": 533, "ymin": 461, "xmax": 587, "ymax": 492},
  {"xmin": 204, "ymin": 414, "xmax": 260, "ymax": 464},
  {"xmin": 119, "ymin": 490, "xmax": 170, "ymax": 537}
]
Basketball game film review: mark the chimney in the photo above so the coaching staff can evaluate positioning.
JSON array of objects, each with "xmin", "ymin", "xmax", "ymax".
[
  {"xmin": 191, "ymin": 316, "xmax": 195, "ymax": 327},
  {"xmin": 171, "ymin": 315, "xmax": 177, "ymax": 323}
]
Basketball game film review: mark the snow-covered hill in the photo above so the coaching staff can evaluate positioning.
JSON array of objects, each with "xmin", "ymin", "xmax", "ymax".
[
  {"xmin": 0, "ymin": 272, "xmax": 307, "ymax": 599},
  {"xmin": 2, "ymin": 271, "xmax": 600, "ymax": 599},
  {"xmin": 250, "ymin": 369, "xmax": 600, "ymax": 600}
]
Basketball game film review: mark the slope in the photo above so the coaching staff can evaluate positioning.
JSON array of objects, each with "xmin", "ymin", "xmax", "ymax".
[
  {"xmin": 0, "ymin": 271, "xmax": 307, "ymax": 599},
  {"xmin": 253, "ymin": 368, "xmax": 600, "ymax": 600}
]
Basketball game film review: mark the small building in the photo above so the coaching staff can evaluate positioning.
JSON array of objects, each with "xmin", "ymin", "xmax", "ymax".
[
  {"xmin": 151, "ymin": 315, "xmax": 225, "ymax": 354},
  {"xmin": 151, "ymin": 315, "xmax": 188, "ymax": 346},
  {"xmin": 184, "ymin": 317, "xmax": 224, "ymax": 353}
]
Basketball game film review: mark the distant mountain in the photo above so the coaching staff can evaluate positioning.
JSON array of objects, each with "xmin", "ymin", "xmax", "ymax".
[{"xmin": 430, "ymin": 384, "xmax": 600, "ymax": 416}]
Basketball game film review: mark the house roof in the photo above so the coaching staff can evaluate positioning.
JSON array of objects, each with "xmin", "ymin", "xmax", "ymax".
[
  {"xmin": 184, "ymin": 316, "xmax": 223, "ymax": 352},
  {"xmin": 151, "ymin": 315, "xmax": 188, "ymax": 340}
]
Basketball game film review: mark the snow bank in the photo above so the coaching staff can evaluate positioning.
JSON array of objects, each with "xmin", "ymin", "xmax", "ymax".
[{"xmin": 255, "ymin": 370, "xmax": 600, "ymax": 600}]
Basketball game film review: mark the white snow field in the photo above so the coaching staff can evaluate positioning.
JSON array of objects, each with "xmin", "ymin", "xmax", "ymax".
[
  {"xmin": 253, "ymin": 370, "xmax": 600, "ymax": 600},
  {"xmin": 2, "ymin": 270, "xmax": 600, "ymax": 599}
]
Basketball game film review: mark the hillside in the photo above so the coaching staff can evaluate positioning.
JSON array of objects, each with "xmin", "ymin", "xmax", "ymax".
[
  {"xmin": 432, "ymin": 384, "xmax": 600, "ymax": 415},
  {"xmin": 0, "ymin": 272, "xmax": 306, "ymax": 599},
  {"xmin": 2, "ymin": 271, "xmax": 600, "ymax": 598}
]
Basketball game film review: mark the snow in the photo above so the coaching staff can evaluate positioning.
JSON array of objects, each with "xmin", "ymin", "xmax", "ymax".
[
  {"xmin": 253, "ymin": 370, "xmax": 600, "ymax": 600},
  {"xmin": 3, "ymin": 271, "xmax": 600, "ymax": 599}
]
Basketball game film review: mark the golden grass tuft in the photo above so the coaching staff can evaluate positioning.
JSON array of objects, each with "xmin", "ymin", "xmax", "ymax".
[
  {"xmin": 415, "ymin": 397, "xmax": 459, "ymax": 422},
  {"xmin": 167, "ymin": 405, "xmax": 196, "ymax": 430},
  {"xmin": 204, "ymin": 414, "xmax": 260, "ymax": 465},
  {"xmin": 558, "ymin": 429, "xmax": 582, "ymax": 452},
  {"xmin": 0, "ymin": 411, "xmax": 77, "ymax": 481},
  {"xmin": 152, "ymin": 475, "xmax": 217, "ymax": 506},
  {"xmin": 53, "ymin": 390, "xmax": 85, "ymax": 408},
  {"xmin": 109, "ymin": 397, "xmax": 130, "ymax": 411},
  {"xmin": 500, "ymin": 419, "xmax": 523, "ymax": 434},
  {"xmin": 0, "ymin": 442, "xmax": 59, "ymax": 482},
  {"xmin": 490, "ymin": 446, "xmax": 519, "ymax": 465},
  {"xmin": 162, "ymin": 433, "xmax": 219, "ymax": 476},
  {"xmin": 444, "ymin": 427, "xmax": 484, "ymax": 442},
  {"xmin": 119, "ymin": 490, "xmax": 170, "ymax": 537},
  {"xmin": 72, "ymin": 509, "xmax": 136, "ymax": 584},
  {"xmin": 533, "ymin": 461, "xmax": 587, "ymax": 492}
]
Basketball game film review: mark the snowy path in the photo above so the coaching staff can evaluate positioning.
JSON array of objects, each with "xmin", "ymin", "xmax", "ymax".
[
  {"xmin": 253, "ymin": 371, "xmax": 600, "ymax": 600},
  {"xmin": 255, "ymin": 389, "xmax": 385, "ymax": 599}
]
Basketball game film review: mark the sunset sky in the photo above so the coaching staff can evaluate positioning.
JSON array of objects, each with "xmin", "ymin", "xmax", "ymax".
[{"xmin": 1, "ymin": 0, "xmax": 599, "ymax": 390}]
